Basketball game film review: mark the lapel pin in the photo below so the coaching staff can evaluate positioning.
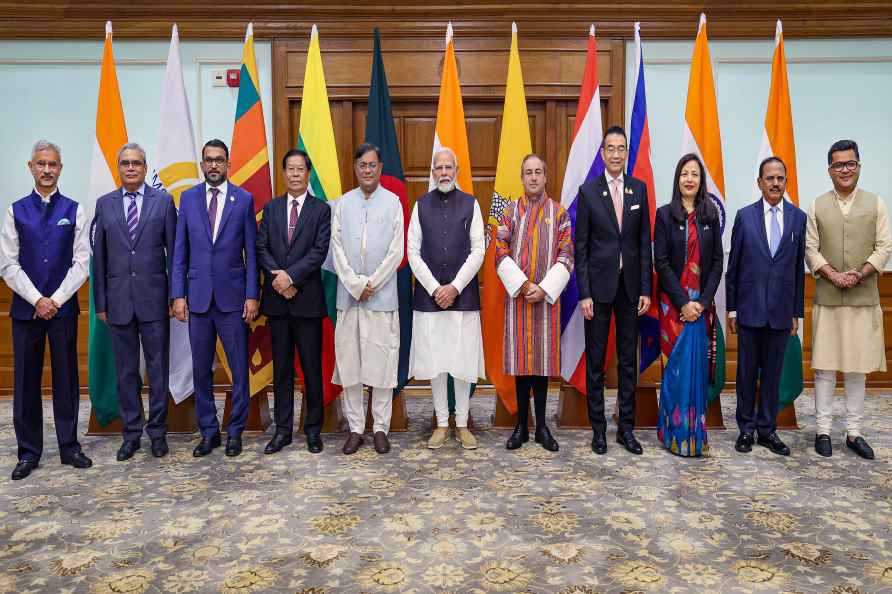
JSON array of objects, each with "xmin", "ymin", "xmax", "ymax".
[
  {"xmin": 229, "ymin": 195, "xmax": 235, "ymax": 203},
  {"xmin": 602, "ymin": 191, "xmax": 608, "ymax": 197},
  {"xmin": 625, "ymin": 187, "xmax": 633, "ymax": 195}
]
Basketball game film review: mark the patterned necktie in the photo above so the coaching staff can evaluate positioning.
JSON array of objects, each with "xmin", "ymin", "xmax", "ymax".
[
  {"xmin": 125, "ymin": 192, "xmax": 138, "ymax": 243},
  {"xmin": 769, "ymin": 206, "xmax": 781, "ymax": 256},
  {"xmin": 288, "ymin": 198, "xmax": 299, "ymax": 243},
  {"xmin": 610, "ymin": 178, "xmax": 623, "ymax": 231},
  {"xmin": 208, "ymin": 187, "xmax": 220, "ymax": 239}
]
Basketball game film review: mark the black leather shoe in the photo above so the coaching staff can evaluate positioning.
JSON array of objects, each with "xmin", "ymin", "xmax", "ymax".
[
  {"xmin": 535, "ymin": 425, "xmax": 559, "ymax": 452},
  {"xmin": 151, "ymin": 437, "xmax": 169, "ymax": 458},
  {"xmin": 591, "ymin": 431, "xmax": 608, "ymax": 455},
  {"xmin": 193, "ymin": 433, "xmax": 221, "ymax": 457},
  {"xmin": 505, "ymin": 424, "xmax": 530, "ymax": 450},
  {"xmin": 225, "ymin": 436, "xmax": 242, "ymax": 457},
  {"xmin": 815, "ymin": 434, "xmax": 832, "ymax": 457},
  {"xmin": 116, "ymin": 439, "xmax": 141, "ymax": 461},
  {"xmin": 11, "ymin": 459, "xmax": 38, "ymax": 481},
  {"xmin": 735, "ymin": 432, "xmax": 754, "ymax": 453},
  {"xmin": 307, "ymin": 434, "xmax": 323, "ymax": 454},
  {"xmin": 617, "ymin": 430, "xmax": 643, "ymax": 455},
  {"xmin": 61, "ymin": 450, "xmax": 93, "ymax": 468},
  {"xmin": 846, "ymin": 436, "xmax": 875, "ymax": 460},
  {"xmin": 264, "ymin": 433, "xmax": 293, "ymax": 455},
  {"xmin": 757, "ymin": 432, "xmax": 790, "ymax": 456}
]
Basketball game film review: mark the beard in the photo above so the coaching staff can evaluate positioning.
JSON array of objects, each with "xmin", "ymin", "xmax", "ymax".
[{"xmin": 436, "ymin": 179, "xmax": 456, "ymax": 193}]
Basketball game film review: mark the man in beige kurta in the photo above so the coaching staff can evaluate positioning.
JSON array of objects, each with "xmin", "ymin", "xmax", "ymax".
[{"xmin": 805, "ymin": 139, "xmax": 892, "ymax": 460}]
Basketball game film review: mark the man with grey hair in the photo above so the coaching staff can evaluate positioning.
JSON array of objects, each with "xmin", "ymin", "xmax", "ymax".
[
  {"xmin": 1, "ymin": 140, "xmax": 92, "ymax": 480},
  {"xmin": 407, "ymin": 146, "xmax": 485, "ymax": 450},
  {"xmin": 93, "ymin": 142, "xmax": 178, "ymax": 460}
]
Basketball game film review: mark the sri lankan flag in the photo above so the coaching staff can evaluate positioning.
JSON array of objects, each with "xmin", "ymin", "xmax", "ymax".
[
  {"xmin": 227, "ymin": 22, "xmax": 274, "ymax": 396},
  {"xmin": 299, "ymin": 24, "xmax": 342, "ymax": 406}
]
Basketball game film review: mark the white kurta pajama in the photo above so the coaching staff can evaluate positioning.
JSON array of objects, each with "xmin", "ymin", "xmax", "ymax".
[
  {"xmin": 407, "ymin": 199, "xmax": 486, "ymax": 428},
  {"xmin": 330, "ymin": 186, "xmax": 404, "ymax": 434},
  {"xmin": 806, "ymin": 188, "xmax": 892, "ymax": 437}
]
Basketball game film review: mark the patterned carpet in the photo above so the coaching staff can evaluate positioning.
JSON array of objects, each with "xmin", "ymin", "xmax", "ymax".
[{"xmin": 1, "ymin": 391, "xmax": 891, "ymax": 594}]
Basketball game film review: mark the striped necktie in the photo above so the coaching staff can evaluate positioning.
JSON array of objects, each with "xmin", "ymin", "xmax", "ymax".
[{"xmin": 125, "ymin": 192, "xmax": 138, "ymax": 243}]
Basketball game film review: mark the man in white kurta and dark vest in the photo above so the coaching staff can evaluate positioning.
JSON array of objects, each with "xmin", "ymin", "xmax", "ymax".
[
  {"xmin": 331, "ymin": 143, "xmax": 404, "ymax": 456},
  {"xmin": 806, "ymin": 139, "xmax": 892, "ymax": 460},
  {"xmin": 495, "ymin": 154, "xmax": 573, "ymax": 452},
  {"xmin": 407, "ymin": 147, "xmax": 485, "ymax": 450}
]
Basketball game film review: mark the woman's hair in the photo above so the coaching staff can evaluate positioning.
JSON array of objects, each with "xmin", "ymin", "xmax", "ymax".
[{"xmin": 669, "ymin": 153, "xmax": 718, "ymax": 225}]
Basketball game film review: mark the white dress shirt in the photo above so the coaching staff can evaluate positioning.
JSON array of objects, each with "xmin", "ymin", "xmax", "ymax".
[
  {"xmin": 763, "ymin": 197, "xmax": 785, "ymax": 246},
  {"xmin": 286, "ymin": 191, "xmax": 307, "ymax": 230},
  {"xmin": 122, "ymin": 184, "xmax": 146, "ymax": 222},
  {"xmin": 205, "ymin": 181, "xmax": 228, "ymax": 242},
  {"xmin": 0, "ymin": 188, "xmax": 90, "ymax": 307}
]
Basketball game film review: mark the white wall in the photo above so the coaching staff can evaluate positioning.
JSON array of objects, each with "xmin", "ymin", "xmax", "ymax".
[
  {"xmin": 624, "ymin": 36, "xmax": 892, "ymax": 265},
  {"xmin": 0, "ymin": 38, "xmax": 273, "ymax": 211}
]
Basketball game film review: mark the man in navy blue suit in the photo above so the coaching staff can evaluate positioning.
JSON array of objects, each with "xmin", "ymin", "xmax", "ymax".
[
  {"xmin": 726, "ymin": 156, "xmax": 805, "ymax": 456},
  {"xmin": 93, "ymin": 143, "xmax": 178, "ymax": 461},
  {"xmin": 172, "ymin": 139, "xmax": 259, "ymax": 458}
]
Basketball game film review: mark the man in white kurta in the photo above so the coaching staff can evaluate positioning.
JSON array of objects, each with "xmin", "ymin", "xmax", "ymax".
[
  {"xmin": 805, "ymin": 139, "xmax": 892, "ymax": 460},
  {"xmin": 331, "ymin": 143, "xmax": 404, "ymax": 455},
  {"xmin": 408, "ymin": 148, "xmax": 486, "ymax": 450}
]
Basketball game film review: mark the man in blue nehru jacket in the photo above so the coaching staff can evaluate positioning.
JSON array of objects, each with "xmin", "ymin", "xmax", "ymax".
[
  {"xmin": 1, "ymin": 140, "xmax": 92, "ymax": 480},
  {"xmin": 172, "ymin": 139, "xmax": 259, "ymax": 458}
]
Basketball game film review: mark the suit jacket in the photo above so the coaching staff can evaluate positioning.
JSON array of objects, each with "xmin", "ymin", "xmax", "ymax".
[
  {"xmin": 92, "ymin": 185, "xmax": 177, "ymax": 325},
  {"xmin": 257, "ymin": 193, "xmax": 331, "ymax": 318},
  {"xmin": 171, "ymin": 182, "xmax": 259, "ymax": 314},
  {"xmin": 575, "ymin": 173, "xmax": 653, "ymax": 303},
  {"xmin": 653, "ymin": 203, "xmax": 724, "ymax": 311},
  {"xmin": 726, "ymin": 198, "xmax": 806, "ymax": 330}
]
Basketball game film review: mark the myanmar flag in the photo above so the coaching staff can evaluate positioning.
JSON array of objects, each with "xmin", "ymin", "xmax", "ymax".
[
  {"xmin": 298, "ymin": 24, "xmax": 343, "ymax": 406},
  {"xmin": 365, "ymin": 29, "xmax": 412, "ymax": 395}
]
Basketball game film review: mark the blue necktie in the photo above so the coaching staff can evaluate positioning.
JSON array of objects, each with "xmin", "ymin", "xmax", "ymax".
[
  {"xmin": 126, "ymin": 192, "xmax": 138, "ymax": 243},
  {"xmin": 769, "ymin": 206, "xmax": 781, "ymax": 257}
]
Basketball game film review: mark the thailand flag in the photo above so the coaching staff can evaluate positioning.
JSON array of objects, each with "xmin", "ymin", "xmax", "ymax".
[
  {"xmin": 559, "ymin": 25, "xmax": 606, "ymax": 393},
  {"xmin": 627, "ymin": 22, "xmax": 660, "ymax": 372}
]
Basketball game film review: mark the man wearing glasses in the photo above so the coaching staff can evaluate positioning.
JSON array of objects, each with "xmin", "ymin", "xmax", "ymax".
[
  {"xmin": 806, "ymin": 139, "xmax": 892, "ymax": 460},
  {"xmin": 575, "ymin": 126, "xmax": 653, "ymax": 456},
  {"xmin": 329, "ymin": 143, "xmax": 403, "ymax": 455},
  {"xmin": 172, "ymin": 139, "xmax": 259, "ymax": 458},
  {"xmin": 2, "ymin": 140, "xmax": 92, "ymax": 480},
  {"xmin": 93, "ymin": 143, "xmax": 178, "ymax": 461}
]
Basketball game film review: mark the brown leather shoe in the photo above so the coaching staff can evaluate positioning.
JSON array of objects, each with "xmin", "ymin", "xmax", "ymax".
[
  {"xmin": 342, "ymin": 432, "xmax": 364, "ymax": 455},
  {"xmin": 373, "ymin": 431, "xmax": 390, "ymax": 454}
]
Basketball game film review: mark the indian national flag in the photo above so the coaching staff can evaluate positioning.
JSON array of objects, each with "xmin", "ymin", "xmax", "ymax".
[
  {"xmin": 151, "ymin": 23, "xmax": 198, "ymax": 403},
  {"xmin": 482, "ymin": 22, "xmax": 531, "ymax": 414},
  {"xmin": 299, "ymin": 24, "xmax": 343, "ymax": 406},
  {"xmin": 755, "ymin": 20, "xmax": 804, "ymax": 408},
  {"xmin": 682, "ymin": 13, "xmax": 726, "ymax": 401},
  {"xmin": 87, "ymin": 21, "xmax": 128, "ymax": 426}
]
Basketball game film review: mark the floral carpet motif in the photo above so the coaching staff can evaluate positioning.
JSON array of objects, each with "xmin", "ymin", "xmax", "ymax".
[{"xmin": 1, "ymin": 392, "xmax": 891, "ymax": 593}]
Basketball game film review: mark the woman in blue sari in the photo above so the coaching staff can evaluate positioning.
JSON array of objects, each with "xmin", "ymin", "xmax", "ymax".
[{"xmin": 653, "ymin": 154, "xmax": 724, "ymax": 457}]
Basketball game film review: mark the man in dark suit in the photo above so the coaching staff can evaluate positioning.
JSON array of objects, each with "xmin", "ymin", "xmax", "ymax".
[
  {"xmin": 172, "ymin": 139, "xmax": 259, "ymax": 458},
  {"xmin": 727, "ymin": 156, "xmax": 805, "ymax": 456},
  {"xmin": 256, "ymin": 149, "xmax": 330, "ymax": 454},
  {"xmin": 575, "ymin": 126, "xmax": 653, "ymax": 456},
  {"xmin": 93, "ymin": 143, "xmax": 178, "ymax": 460}
]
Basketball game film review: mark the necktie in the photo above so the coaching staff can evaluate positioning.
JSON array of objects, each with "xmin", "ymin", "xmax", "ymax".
[
  {"xmin": 125, "ymin": 192, "xmax": 138, "ymax": 243},
  {"xmin": 288, "ymin": 199, "xmax": 299, "ymax": 243},
  {"xmin": 610, "ymin": 178, "xmax": 623, "ymax": 231},
  {"xmin": 769, "ymin": 206, "xmax": 781, "ymax": 257},
  {"xmin": 208, "ymin": 187, "xmax": 220, "ymax": 239}
]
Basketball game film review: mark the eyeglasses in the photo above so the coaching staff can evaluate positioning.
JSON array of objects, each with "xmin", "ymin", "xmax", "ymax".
[
  {"xmin": 356, "ymin": 161, "xmax": 379, "ymax": 172},
  {"xmin": 603, "ymin": 145, "xmax": 627, "ymax": 155},
  {"xmin": 119, "ymin": 160, "xmax": 145, "ymax": 168},
  {"xmin": 830, "ymin": 160, "xmax": 859, "ymax": 172},
  {"xmin": 203, "ymin": 157, "xmax": 227, "ymax": 166}
]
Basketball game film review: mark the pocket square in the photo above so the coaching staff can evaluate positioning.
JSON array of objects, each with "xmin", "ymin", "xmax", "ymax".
[
  {"xmin": 630, "ymin": 204, "xmax": 640, "ymax": 211},
  {"xmin": 57, "ymin": 218, "xmax": 71, "ymax": 226}
]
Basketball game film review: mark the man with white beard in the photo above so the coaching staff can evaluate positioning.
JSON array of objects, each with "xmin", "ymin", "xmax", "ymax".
[{"xmin": 407, "ymin": 147, "xmax": 486, "ymax": 449}]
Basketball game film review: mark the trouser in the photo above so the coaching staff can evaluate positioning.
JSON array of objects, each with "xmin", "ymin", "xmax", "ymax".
[
  {"xmin": 341, "ymin": 384, "xmax": 392, "ymax": 434},
  {"xmin": 813, "ymin": 369, "xmax": 866, "ymax": 438},
  {"xmin": 269, "ymin": 315, "xmax": 323, "ymax": 436},
  {"xmin": 431, "ymin": 373, "xmax": 471, "ymax": 428},
  {"xmin": 12, "ymin": 316, "xmax": 81, "ymax": 462},
  {"xmin": 109, "ymin": 317, "xmax": 170, "ymax": 441},
  {"xmin": 515, "ymin": 375, "xmax": 548, "ymax": 428},
  {"xmin": 735, "ymin": 323, "xmax": 788, "ymax": 437}
]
